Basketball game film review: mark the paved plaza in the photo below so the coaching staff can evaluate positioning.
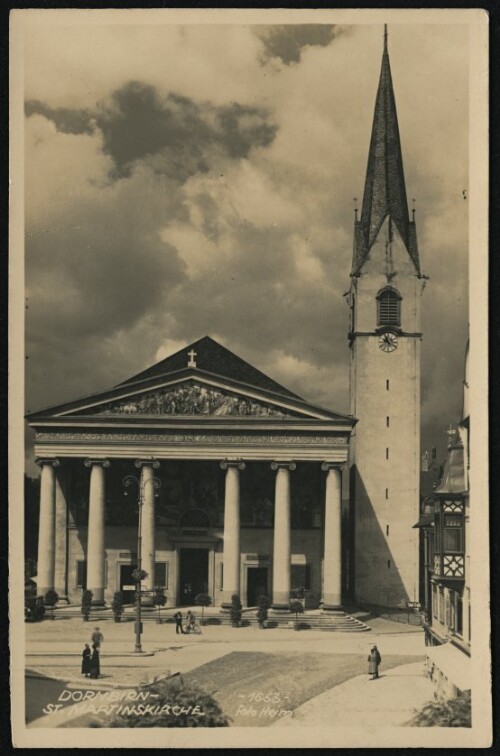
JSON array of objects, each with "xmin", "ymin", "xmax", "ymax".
[{"xmin": 25, "ymin": 611, "xmax": 434, "ymax": 728}]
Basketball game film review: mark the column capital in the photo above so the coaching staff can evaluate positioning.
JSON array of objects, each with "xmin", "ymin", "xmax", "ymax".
[
  {"xmin": 220, "ymin": 459, "xmax": 245, "ymax": 471},
  {"xmin": 321, "ymin": 462, "xmax": 346, "ymax": 472},
  {"xmin": 35, "ymin": 457, "xmax": 60, "ymax": 468},
  {"xmin": 134, "ymin": 457, "xmax": 160, "ymax": 469},
  {"xmin": 84, "ymin": 457, "xmax": 110, "ymax": 468},
  {"xmin": 271, "ymin": 461, "xmax": 296, "ymax": 472}
]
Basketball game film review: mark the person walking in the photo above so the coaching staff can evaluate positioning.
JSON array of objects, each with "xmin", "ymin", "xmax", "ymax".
[
  {"xmin": 174, "ymin": 610, "xmax": 184, "ymax": 635},
  {"xmin": 186, "ymin": 610, "xmax": 195, "ymax": 633},
  {"xmin": 91, "ymin": 626, "xmax": 104, "ymax": 649},
  {"xmin": 89, "ymin": 644, "xmax": 100, "ymax": 679},
  {"xmin": 368, "ymin": 645, "xmax": 381, "ymax": 680},
  {"xmin": 81, "ymin": 643, "xmax": 91, "ymax": 677}
]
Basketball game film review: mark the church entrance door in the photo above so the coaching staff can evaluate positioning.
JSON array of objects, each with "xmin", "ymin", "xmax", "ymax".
[
  {"xmin": 247, "ymin": 567, "xmax": 268, "ymax": 607},
  {"xmin": 179, "ymin": 548, "xmax": 209, "ymax": 606}
]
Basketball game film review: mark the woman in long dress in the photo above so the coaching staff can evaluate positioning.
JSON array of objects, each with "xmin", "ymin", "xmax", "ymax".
[
  {"xmin": 89, "ymin": 644, "xmax": 100, "ymax": 679},
  {"xmin": 81, "ymin": 643, "xmax": 91, "ymax": 677}
]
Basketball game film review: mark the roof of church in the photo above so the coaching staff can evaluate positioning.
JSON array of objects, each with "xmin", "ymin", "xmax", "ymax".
[
  {"xmin": 352, "ymin": 26, "xmax": 420, "ymax": 276},
  {"xmin": 118, "ymin": 335, "xmax": 302, "ymax": 400},
  {"xmin": 28, "ymin": 335, "xmax": 356, "ymax": 421}
]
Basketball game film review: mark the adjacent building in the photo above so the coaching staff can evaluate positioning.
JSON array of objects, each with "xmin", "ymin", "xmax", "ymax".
[{"xmin": 417, "ymin": 342, "xmax": 470, "ymax": 697}]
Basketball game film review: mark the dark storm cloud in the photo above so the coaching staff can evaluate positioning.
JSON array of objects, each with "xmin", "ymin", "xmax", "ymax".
[
  {"xmin": 26, "ymin": 83, "xmax": 278, "ymax": 179},
  {"xmin": 24, "ymin": 100, "xmax": 93, "ymax": 135},
  {"xmin": 254, "ymin": 24, "xmax": 342, "ymax": 65}
]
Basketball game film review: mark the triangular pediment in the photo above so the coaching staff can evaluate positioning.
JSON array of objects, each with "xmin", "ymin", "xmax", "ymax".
[
  {"xmin": 80, "ymin": 379, "xmax": 297, "ymax": 418},
  {"xmin": 26, "ymin": 336, "xmax": 354, "ymax": 424}
]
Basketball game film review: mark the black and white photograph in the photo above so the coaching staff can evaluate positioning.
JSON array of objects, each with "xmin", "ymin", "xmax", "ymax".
[{"xmin": 9, "ymin": 7, "xmax": 490, "ymax": 748}]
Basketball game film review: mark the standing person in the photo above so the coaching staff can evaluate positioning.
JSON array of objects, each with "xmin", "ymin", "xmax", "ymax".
[
  {"xmin": 367, "ymin": 645, "xmax": 382, "ymax": 680},
  {"xmin": 174, "ymin": 610, "xmax": 184, "ymax": 635},
  {"xmin": 81, "ymin": 643, "xmax": 91, "ymax": 677},
  {"xmin": 91, "ymin": 626, "xmax": 104, "ymax": 649},
  {"xmin": 186, "ymin": 610, "xmax": 195, "ymax": 633},
  {"xmin": 89, "ymin": 644, "xmax": 100, "ymax": 679}
]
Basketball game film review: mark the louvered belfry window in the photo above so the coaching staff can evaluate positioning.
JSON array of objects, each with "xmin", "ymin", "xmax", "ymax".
[{"xmin": 377, "ymin": 288, "xmax": 401, "ymax": 327}]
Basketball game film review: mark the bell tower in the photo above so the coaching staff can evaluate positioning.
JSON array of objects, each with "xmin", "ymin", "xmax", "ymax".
[{"xmin": 348, "ymin": 27, "xmax": 426, "ymax": 608}]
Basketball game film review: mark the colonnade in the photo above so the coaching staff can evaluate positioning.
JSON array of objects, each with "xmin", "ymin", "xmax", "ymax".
[{"xmin": 36, "ymin": 456, "xmax": 344, "ymax": 609}]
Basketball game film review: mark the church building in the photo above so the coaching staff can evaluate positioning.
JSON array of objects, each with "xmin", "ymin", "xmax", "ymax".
[{"xmin": 27, "ymin": 28, "xmax": 424, "ymax": 613}]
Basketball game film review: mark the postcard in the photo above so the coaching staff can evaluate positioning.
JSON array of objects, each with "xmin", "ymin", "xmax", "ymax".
[{"xmin": 10, "ymin": 7, "xmax": 490, "ymax": 748}]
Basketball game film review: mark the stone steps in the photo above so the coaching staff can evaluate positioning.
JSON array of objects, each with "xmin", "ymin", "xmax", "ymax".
[{"xmin": 39, "ymin": 608, "xmax": 370, "ymax": 631}]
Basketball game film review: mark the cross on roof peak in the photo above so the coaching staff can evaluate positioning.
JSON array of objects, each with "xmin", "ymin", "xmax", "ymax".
[{"xmin": 187, "ymin": 349, "xmax": 197, "ymax": 368}]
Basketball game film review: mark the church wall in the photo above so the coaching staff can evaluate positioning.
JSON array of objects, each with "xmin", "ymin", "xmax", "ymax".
[
  {"xmin": 350, "ymin": 222, "xmax": 422, "ymax": 607},
  {"xmin": 351, "ymin": 334, "xmax": 420, "ymax": 606},
  {"xmin": 66, "ymin": 524, "xmax": 323, "ymax": 608}
]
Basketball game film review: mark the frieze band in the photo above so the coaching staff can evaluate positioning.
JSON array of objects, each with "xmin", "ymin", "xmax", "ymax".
[{"xmin": 35, "ymin": 431, "xmax": 349, "ymax": 446}]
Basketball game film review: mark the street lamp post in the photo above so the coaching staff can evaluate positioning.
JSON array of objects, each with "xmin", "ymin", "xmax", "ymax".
[{"xmin": 123, "ymin": 460, "xmax": 160, "ymax": 653}]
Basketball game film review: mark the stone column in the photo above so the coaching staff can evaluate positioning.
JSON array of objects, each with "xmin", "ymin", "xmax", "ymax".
[
  {"xmin": 54, "ymin": 466, "xmax": 68, "ymax": 600},
  {"xmin": 220, "ymin": 461, "xmax": 245, "ymax": 608},
  {"xmin": 36, "ymin": 458, "xmax": 60, "ymax": 597},
  {"xmin": 321, "ymin": 463, "xmax": 343, "ymax": 610},
  {"xmin": 135, "ymin": 459, "xmax": 160, "ymax": 606},
  {"xmin": 84, "ymin": 458, "xmax": 110, "ymax": 605},
  {"xmin": 271, "ymin": 461, "xmax": 296, "ymax": 610}
]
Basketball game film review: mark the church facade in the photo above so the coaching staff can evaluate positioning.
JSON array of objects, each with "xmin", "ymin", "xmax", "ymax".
[
  {"xmin": 28, "ymin": 336, "xmax": 354, "ymax": 609},
  {"xmin": 27, "ymin": 28, "xmax": 423, "ymax": 612}
]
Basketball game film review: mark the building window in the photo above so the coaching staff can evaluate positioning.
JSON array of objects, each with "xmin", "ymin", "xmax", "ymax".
[
  {"xmin": 386, "ymin": 416, "xmax": 390, "ymax": 427},
  {"xmin": 385, "ymin": 488, "xmax": 389, "ymax": 499},
  {"xmin": 435, "ymin": 514, "xmax": 441, "ymax": 552},
  {"xmin": 377, "ymin": 288, "xmax": 401, "ymax": 327},
  {"xmin": 445, "ymin": 590, "xmax": 451, "ymax": 627},
  {"xmin": 154, "ymin": 562, "xmax": 168, "ymax": 588},
  {"xmin": 386, "ymin": 379, "xmax": 390, "ymax": 390},
  {"xmin": 456, "ymin": 594, "xmax": 463, "ymax": 636},
  {"xmin": 76, "ymin": 561, "xmax": 87, "ymax": 589},
  {"xmin": 291, "ymin": 565, "xmax": 311, "ymax": 592},
  {"xmin": 443, "ymin": 514, "xmax": 464, "ymax": 552},
  {"xmin": 386, "ymin": 524, "xmax": 390, "ymax": 536},
  {"xmin": 438, "ymin": 586, "xmax": 445, "ymax": 623}
]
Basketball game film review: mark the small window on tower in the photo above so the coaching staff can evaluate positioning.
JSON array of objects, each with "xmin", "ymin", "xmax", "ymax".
[{"xmin": 377, "ymin": 288, "xmax": 401, "ymax": 327}]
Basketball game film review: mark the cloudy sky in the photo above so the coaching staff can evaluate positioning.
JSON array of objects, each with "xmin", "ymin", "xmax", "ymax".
[{"xmin": 21, "ymin": 16, "xmax": 469, "ymax": 474}]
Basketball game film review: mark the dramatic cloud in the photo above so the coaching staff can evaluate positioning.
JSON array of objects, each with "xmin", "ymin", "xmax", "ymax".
[
  {"xmin": 26, "ymin": 83, "xmax": 278, "ymax": 179},
  {"xmin": 21, "ymin": 22, "xmax": 469, "ymax": 475},
  {"xmin": 254, "ymin": 24, "xmax": 342, "ymax": 64}
]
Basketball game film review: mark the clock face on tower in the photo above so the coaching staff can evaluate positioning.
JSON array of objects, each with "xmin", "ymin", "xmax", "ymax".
[{"xmin": 378, "ymin": 331, "xmax": 398, "ymax": 352}]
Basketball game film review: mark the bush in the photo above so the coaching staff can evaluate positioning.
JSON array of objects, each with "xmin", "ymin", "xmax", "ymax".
[
  {"xmin": 153, "ymin": 587, "xmax": 167, "ymax": 623},
  {"xmin": 289, "ymin": 599, "xmax": 305, "ymax": 630},
  {"xmin": 230, "ymin": 594, "xmax": 242, "ymax": 627},
  {"xmin": 81, "ymin": 589, "xmax": 93, "ymax": 621},
  {"xmin": 257, "ymin": 595, "xmax": 269, "ymax": 628},
  {"xmin": 109, "ymin": 678, "xmax": 230, "ymax": 728},
  {"xmin": 408, "ymin": 690, "xmax": 471, "ymax": 727},
  {"xmin": 195, "ymin": 593, "xmax": 212, "ymax": 625},
  {"xmin": 112, "ymin": 591, "xmax": 124, "ymax": 621}
]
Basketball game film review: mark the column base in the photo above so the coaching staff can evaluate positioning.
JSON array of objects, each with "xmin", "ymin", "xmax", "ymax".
[
  {"xmin": 89, "ymin": 588, "xmax": 105, "ymax": 606},
  {"xmin": 220, "ymin": 603, "xmax": 232, "ymax": 613},
  {"xmin": 322, "ymin": 605, "xmax": 344, "ymax": 613}
]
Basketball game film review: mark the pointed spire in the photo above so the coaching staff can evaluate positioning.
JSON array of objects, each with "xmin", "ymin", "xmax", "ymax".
[{"xmin": 352, "ymin": 26, "xmax": 420, "ymax": 275}]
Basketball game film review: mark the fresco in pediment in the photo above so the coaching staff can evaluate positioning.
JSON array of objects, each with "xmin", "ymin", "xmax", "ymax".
[{"xmin": 92, "ymin": 383, "xmax": 292, "ymax": 417}]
